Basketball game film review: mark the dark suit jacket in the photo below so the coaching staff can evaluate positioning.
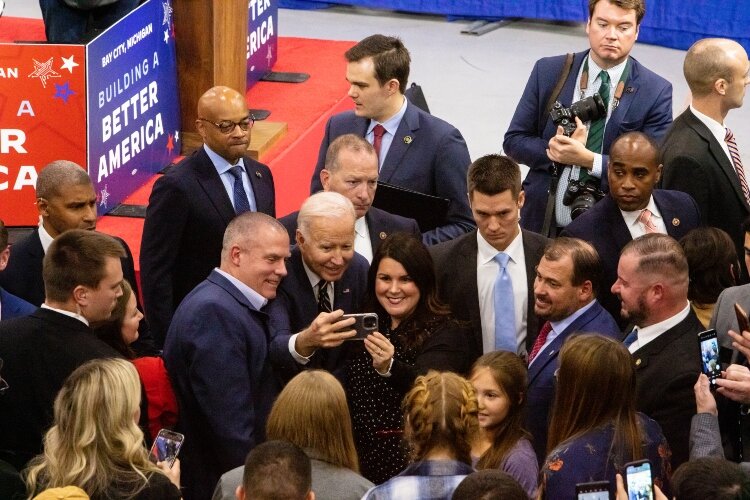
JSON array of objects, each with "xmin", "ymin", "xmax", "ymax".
[
  {"xmin": 140, "ymin": 148, "xmax": 276, "ymax": 346},
  {"xmin": 562, "ymin": 190, "xmax": 700, "ymax": 324},
  {"xmin": 633, "ymin": 310, "xmax": 704, "ymax": 469},
  {"xmin": 429, "ymin": 229, "xmax": 549, "ymax": 363},
  {"xmin": 525, "ymin": 301, "xmax": 620, "ymax": 464},
  {"xmin": 309, "ymin": 103, "xmax": 475, "ymax": 244},
  {"xmin": 661, "ymin": 108, "xmax": 750, "ymax": 279},
  {"xmin": 279, "ymin": 206, "xmax": 420, "ymax": 253},
  {"xmin": 0, "ymin": 308, "xmax": 122, "ymax": 469},
  {"xmin": 163, "ymin": 270, "xmax": 282, "ymax": 500},
  {"xmin": 270, "ymin": 246, "xmax": 369, "ymax": 380},
  {"xmin": 503, "ymin": 50, "xmax": 673, "ymax": 233},
  {"xmin": 0, "ymin": 288, "xmax": 35, "ymax": 321}
]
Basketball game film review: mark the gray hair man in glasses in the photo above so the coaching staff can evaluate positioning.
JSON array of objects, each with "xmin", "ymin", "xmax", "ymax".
[{"xmin": 141, "ymin": 85, "xmax": 276, "ymax": 346}]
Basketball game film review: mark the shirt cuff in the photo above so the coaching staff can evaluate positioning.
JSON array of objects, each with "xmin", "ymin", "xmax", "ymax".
[
  {"xmin": 376, "ymin": 358, "xmax": 394, "ymax": 377},
  {"xmin": 590, "ymin": 153, "xmax": 603, "ymax": 178},
  {"xmin": 288, "ymin": 334, "xmax": 313, "ymax": 365}
]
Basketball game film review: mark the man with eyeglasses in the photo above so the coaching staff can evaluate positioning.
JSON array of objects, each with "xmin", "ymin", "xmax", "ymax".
[{"xmin": 141, "ymin": 85, "xmax": 275, "ymax": 346}]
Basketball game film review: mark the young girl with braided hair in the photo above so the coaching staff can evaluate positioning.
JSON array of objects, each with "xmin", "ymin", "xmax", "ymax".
[
  {"xmin": 362, "ymin": 371, "xmax": 478, "ymax": 500},
  {"xmin": 470, "ymin": 351, "xmax": 538, "ymax": 498}
]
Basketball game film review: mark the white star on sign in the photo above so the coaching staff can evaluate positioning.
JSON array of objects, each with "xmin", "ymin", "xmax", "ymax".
[
  {"xmin": 163, "ymin": 29, "xmax": 170, "ymax": 44},
  {"xmin": 28, "ymin": 57, "xmax": 60, "ymax": 88},
  {"xmin": 175, "ymin": 131, "xmax": 180, "ymax": 141},
  {"xmin": 162, "ymin": 1, "xmax": 173, "ymax": 25},
  {"xmin": 266, "ymin": 44, "xmax": 273, "ymax": 66},
  {"xmin": 99, "ymin": 185, "xmax": 110, "ymax": 208},
  {"xmin": 60, "ymin": 55, "xmax": 79, "ymax": 74}
]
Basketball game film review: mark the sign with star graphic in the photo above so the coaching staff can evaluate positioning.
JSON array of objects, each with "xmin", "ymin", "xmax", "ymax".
[
  {"xmin": 0, "ymin": 44, "xmax": 87, "ymax": 225},
  {"xmin": 0, "ymin": 0, "xmax": 180, "ymax": 225},
  {"xmin": 246, "ymin": 0, "xmax": 278, "ymax": 88}
]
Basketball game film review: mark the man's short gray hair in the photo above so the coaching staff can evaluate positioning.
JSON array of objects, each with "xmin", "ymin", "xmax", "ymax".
[{"xmin": 297, "ymin": 192, "xmax": 356, "ymax": 238}]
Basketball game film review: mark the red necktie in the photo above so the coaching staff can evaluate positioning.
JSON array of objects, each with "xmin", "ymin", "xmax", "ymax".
[
  {"xmin": 372, "ymin": 124, "xmax": 386, "ymax": 160},
  {"xmin": 528, "ymin": 321, "xmax": 552, "ymax": 364},
  {"xmin": 725, "ymin": 128, "xmax": 750, "ymax": 205}
]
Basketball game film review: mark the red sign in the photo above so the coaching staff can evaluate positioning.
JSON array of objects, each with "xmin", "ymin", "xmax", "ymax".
[{"xmin": 0, "ymin": 44, "xmax": 87, "ymax": 225}]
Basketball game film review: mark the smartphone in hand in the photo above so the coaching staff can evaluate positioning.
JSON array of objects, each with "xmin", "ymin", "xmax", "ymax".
[
  {"xmin": 625, "ymin": 459, "xmax": 654, "ymax": 500},
  {"xmin": 575, "ymin": 480, "xmax": 609, "ymax": 500},
  {"xmin": 148, "ymin": 429, "xmax": 184, "ymax": 468},
  {"xmin": 341, "ymin": 313, "xmax": 378, "ymax": 340},
  {"xmin": 698, "ymin": 329, "xmax": 722, "ymax": 389}
]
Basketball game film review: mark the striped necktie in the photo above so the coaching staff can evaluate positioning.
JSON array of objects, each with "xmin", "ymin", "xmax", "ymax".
[{"xmin": 725, "ymin": 128, "xmax": 750, "ymax": 205}]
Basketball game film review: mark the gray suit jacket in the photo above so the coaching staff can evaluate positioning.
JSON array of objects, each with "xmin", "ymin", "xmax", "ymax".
[
  {"xmin": 690, "ymin": 412, "xmax": 750, "ymax": 473},
  {"xmin": 710, "ymin": 283, "xmax": 750, "ymax": 349},
  {"xmin": 212, "ymin": 449, "xmax": 374, "ymax": 500}
]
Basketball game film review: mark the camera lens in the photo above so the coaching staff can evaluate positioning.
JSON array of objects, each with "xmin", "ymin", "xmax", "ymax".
[{"xmin": 363, "ymin": 316, "xmax": 377, "ymax": 328}]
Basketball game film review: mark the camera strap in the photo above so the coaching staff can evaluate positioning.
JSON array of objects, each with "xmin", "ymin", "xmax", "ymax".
[
  {"xmin": 579, "ymin": 57, "xmax": 632, "ymax": 110},
  {"xmin": 545, "ymin": 53, "xmax": 575, "ymax": 115}
]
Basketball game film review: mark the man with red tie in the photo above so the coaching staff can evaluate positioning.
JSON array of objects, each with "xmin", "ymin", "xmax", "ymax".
[
  {"xmin": 525, "ymin": 237, "xmax": 620, "ymax": 464},
  {"xmin": 661, "ymin": 38, "xmax": 750, "ymax": 280}
]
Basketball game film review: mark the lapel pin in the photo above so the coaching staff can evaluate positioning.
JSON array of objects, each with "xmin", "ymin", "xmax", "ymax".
[
  {"xmin": 625, "ymin": 86, "xmax": 635, "ymax": 93},
  {"xmin": 672, "ymin": 218, "xmax": 680, "ymax": 227},
  {"xmin": 403, "ymin": 136, "xmax": 413, "ymax": 144},
  {"xmin": 343, "ymin": 288, "xmax": 350, "ymax": 294},
  {"xmin": 255, "ymin": 171, "xmax": 262, "ymax": 178},
  {"xmin": 635, "ymin": 358, "xmax": 642, "ymax": 366},
  {"xmin": 379, "ymin": 232, "xmax": 387, "ymax": 240}
]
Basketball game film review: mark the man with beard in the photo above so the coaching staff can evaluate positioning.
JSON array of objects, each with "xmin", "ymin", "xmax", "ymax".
[
  {"xmin": 525, "ymin": 237, "xmax": 620, "ymax": 464},
  {"xmin": 612, "ymin": 233, "xmax": 703, "ymax": 468}
]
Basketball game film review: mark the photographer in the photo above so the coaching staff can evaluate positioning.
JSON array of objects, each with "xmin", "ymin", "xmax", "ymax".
[{"xmin": 503, "ymin": 0, "xmax": 672, "ymax": 234}]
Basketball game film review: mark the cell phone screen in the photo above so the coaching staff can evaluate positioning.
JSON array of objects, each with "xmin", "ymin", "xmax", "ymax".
[
  {"xmin": 575, "ymin": 481, "xmax": 609, "ymax": 500},
  {"xmin": 626, "ymin": 461, "xmax": 654, "ymax": 500},
  {"xmin": 148, "ymin": 430, "xmax": 184, "ymax": 467},
  {"xmin": 699, "ymin": 330, "xmax": 722, "ymax": 386}
]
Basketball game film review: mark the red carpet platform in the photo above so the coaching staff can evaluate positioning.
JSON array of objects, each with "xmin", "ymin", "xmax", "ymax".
[{"xmin": 0, "ymin": 16, "xmax": 355, "ymax": 275}]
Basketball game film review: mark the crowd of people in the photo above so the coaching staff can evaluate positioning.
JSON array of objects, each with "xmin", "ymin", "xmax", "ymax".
[{"xmin": 2, "ymin": 0, "xmax": 750, "ymax": 498}]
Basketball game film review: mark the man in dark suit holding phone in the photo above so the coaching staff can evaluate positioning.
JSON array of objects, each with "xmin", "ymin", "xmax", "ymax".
[{"xmin": 612, "ymin": 233, "xmax": 703, "ymax": 468}]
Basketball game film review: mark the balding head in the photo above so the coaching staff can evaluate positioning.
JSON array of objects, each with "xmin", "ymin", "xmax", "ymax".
[
  {"xmin": 684, "ymin": 38, "xmax": 749, "ymax": 101},
  {"xmin": 607, "ymin": 132, "xmax": 662, "ymax": 211},
  {"xmin": 195, "ymin": 86, "xmax": 252, "ymax": 163},
  {"xmin": 36, "ymin": 160, "xmax": 98, "ymax": 237}
]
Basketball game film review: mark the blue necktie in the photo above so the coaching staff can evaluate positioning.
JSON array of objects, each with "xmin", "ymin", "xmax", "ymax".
[
  {"xmin": 493, "ymin": 252, "xmax": 516, "ymax": 352},
  {"xmin": 228, "ymin": 165, "xmax": 253, "ymax": 214},
  {"xmin": 623, "ymin": 328, "xmax": 638, "ymax": 348}
]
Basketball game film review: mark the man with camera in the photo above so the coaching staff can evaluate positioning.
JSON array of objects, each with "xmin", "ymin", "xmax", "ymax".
[{"xmin": 503, "ymin": 0, "xmax": 672, "ymax": 235}]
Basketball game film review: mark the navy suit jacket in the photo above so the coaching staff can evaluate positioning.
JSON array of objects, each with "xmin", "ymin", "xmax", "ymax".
[
  {"xmin": 279, "ymin": 206, "xmax": 420, "ymax": 254},
  {"xmin": 632, "ymin": 310, "xmax": 704, "ymax": 469},
  {"xmin": 503, "ymin": 51, "xmax": 673, "ymax": 233},
  {"xmin": 0, "ymin": 308, "xmax": 122, "ymax": 469},
  {"xmin": 429, "ymin": 229, "xmax": 549, "ymax": 363},
  {"xmin": 309, "ymin": 103, "xmax": 475, "ymax": 244},
  {"xmin": 163, "ymin": 270, "xmax": 282, "ymax": 500},
  {"xmin": 270, "ymin": 246, "xmax": 369, "ymax": 380},
  {"xmin": 661, "ymin": 108, "xmax": 750, "ymax": 280},
  {"xmin": 0, "ymin": 288, "xmax": 35, "ymax": 321},
  {"xmin": 525, "ymin": 301, "xmax": 620, "ymax": 464},
  {"xmin": 562, "ymin": 190, "xmax": 700, "ymax": 324},
  {"xmin": 140, "ymin": 147, "xmax": 276, "ymax": 346}
]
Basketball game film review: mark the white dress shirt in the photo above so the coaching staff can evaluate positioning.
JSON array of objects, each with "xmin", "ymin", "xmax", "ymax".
[
  {"xmin": 204, "ymin": 144, "xmax": 257, "ymax": 212},
  {"xmin": 620, "ymin": 195, "xmax": 667, "ymax": 239},
  {"xmin": 627, "ymin": 302, "xmax": 691, "ymax": 353},
  {"xmin": 354, "ymin": 217, "xmax": 373, "ymax": 263},
  {"xmin": 366, "ymin": 97, "xmax": 408, "ymax": 171}
]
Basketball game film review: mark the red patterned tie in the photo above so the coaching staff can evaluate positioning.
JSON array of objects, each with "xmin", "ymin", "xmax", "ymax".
[
  {"xmin": 372, "ymin": 124, "xmax": 386, "ymax": 160},
  {"xmin": 638, "ymin": 208, "xmax": 658, "ymax": 234},
  {"xmin": 528, "ymin": 321, "xmax": 552, "ymax": 364},
  {"xmin": 725, "ymin": 128, "xmax": 750, "ymax": 205}
]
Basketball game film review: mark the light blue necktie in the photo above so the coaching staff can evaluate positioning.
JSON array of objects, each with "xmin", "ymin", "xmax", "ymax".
[
  {"xmin": 228, "ymin": 165, "xmax": 256, "ymax": 214},
  {"xmin": 493, "ymin": 252, "xmax": 516, "ymax": 352},
  {"xmin": 623, "ymin": 328, "xmax": 638, "ymax": 348}
]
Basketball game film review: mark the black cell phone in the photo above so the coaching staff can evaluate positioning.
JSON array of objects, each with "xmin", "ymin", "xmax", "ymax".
[
  {"xmin": 732, "ymin": 303, "xmax": 749, "ymax": 365},
  {"xmin": 575, "ymin": 480, "xmax": 610, "ymax": 500},
  {"xmin": 148, "ymin": 429, "xmax": 184, "ymax": 467},
  {"xmin": 625, "ymin": 459, "xmax": 654, "ymax": 500},
  {"xmin": 698, "ymin": 329, "xmax": 722, "ymax": 388},
  {"xmin": 341, "ymin": 313, "xmax": 378, "ymax": 340}
]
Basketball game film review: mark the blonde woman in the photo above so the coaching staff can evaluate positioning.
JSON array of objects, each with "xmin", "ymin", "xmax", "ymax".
[
  {"xmin": 25, "ymin": 358, "xmax": 181, "ymax": 499},
  {"xmin": 362, "ymin": 371, "xmax": 478, "ymax": 500},
  {"xmin": 213, "ymin": 370, "xmax": 373, "ymax": 500}
]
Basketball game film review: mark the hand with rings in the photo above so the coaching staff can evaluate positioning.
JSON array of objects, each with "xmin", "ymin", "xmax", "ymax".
[{"xmin": 365, "ymin": 331, "xmax": 395, "ymax": 374}]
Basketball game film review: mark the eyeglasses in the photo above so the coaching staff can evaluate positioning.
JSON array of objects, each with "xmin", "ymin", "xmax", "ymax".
[
  {"xmin": 0, "ymin": 358, "xmax": 8, "ymax": 396},
  {"xmin": 198, "ymin": 114, "xmax": 255, "ymax": 134}
]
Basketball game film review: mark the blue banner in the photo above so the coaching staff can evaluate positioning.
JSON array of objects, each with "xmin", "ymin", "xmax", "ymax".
[
  {"xmin": 247, "ymin": 0, "xmax": 278, "ymax": 88},
  {"xmin": 86, "ymin": 0, "xmax": 181, "ymax": 212}
]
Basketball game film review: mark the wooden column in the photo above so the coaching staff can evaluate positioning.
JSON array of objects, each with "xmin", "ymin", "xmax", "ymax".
[{"xmin": 172, "ymin": 0, "xmax": 248, "ymax": 153}]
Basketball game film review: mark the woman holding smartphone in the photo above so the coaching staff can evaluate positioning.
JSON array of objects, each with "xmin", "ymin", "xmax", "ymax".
[
  {"xmin": 24, "ymin": 358, "xmax": 181, "ymax": 499},
  {"xmin": 539, "ymin": 334, "xmax": 671, "ymax": 500},
  {"xmin": 346, "ymin": 233, "xmax": 472, "ymax": 484}
]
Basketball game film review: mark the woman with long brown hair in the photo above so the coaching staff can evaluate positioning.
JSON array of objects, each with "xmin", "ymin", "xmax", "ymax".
[{"xmin": 540, "ymin": 334, "xmax": 671, "ymax": 499}]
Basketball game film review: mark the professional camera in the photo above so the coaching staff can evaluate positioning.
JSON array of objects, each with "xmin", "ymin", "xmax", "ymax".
[
  {"xmin": 550, "ymin": 94, "xmax": 606, "ymax": 137},
  {"xmin": 562, "ymin": 178, "xmax": 605, "ymax": 219}
]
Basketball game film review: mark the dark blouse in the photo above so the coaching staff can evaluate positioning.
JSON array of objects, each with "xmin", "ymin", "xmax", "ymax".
[{"xmin": 345, "ymin": 314, "xmax": 471, "ymax": 484}]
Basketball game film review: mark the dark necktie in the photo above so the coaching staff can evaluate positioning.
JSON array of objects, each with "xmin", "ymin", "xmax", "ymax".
[
  {"xmin": 725, "ymin": 128, "xmax": 750, "ymax": 205},
  {"xmin": 317, "ymin": 280, "xmax": 331, "ymax": 313},
  {"xmin": 228, "ymin": 165, "xmax": 252, "ymax": 215},
  {"xmin": 585, "ymin": 70, "xmax": 610, "ymax": 154},
  {"xmin": 372, "ymin": 124, "xmax": 386, "ymax": 161},
  {"xmin": 528, "ymin": 321, "xmax": 553, "ymax": 364},
  {"xmin": 623, "ymin": 328, "xmax": 639, "ymax": 348}
]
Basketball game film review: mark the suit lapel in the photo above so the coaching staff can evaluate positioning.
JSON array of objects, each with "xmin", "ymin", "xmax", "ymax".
[
  {"xmin": 193, "ymin": 149, "xmax": 238, "ymax": 224},
  {"xmin": 602, "ymin": 196, "xmax": 633, "ymax": 251},
  {"xmin": 365, "ymin": 210, "xmax": 384, "ymax": 251},
  {"xmin": 244, "ymin": 157, "xmax": 267, "ymax": 212},
  {"xmin": 654, "ymin": 192, "xmax": 684, "ymax": 238},
  {"xmin": 378, "ymin": 104, "xmax": 419, "ymax": 183},
  {"xmin": 455, "ymin": 234, "xmax": 482, "ymax": 351},
  {"xmin": 685, "ymin": 110, "xmax": 750, "ymax": 210}
]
